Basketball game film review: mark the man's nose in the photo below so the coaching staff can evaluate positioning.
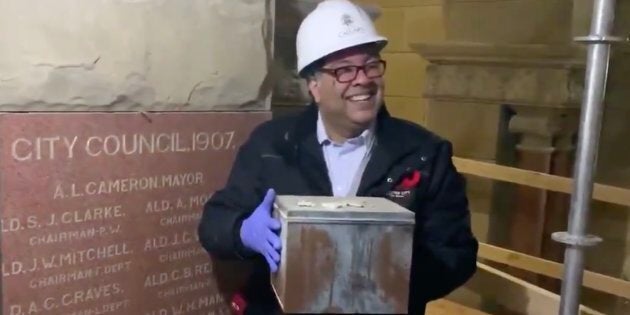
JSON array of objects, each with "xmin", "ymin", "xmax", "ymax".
[{"xmin": 352, "ymin": 67, "xmax": 372, "ymax": 85}]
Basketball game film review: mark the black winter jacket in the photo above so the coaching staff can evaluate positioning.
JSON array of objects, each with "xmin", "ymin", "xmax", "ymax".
[{"xmin": 198, "ymin": 103, "xmax": 478, "ymax": 314}]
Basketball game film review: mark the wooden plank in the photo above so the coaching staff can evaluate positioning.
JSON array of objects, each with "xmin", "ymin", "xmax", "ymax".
[
  {"xmin": 426, "ymin": 299, "xmax": 490, "ymax": 315},
  {"xmin": 452, "ymin": 157, "xmax": 630, "ymax": 208},
  {"xmin": 478, "ymin": 243, "xmax": 630, "ymax": 300},
  {"xmin": 461, "ymin": 262, "xmax": 606, "ymax": 315}
]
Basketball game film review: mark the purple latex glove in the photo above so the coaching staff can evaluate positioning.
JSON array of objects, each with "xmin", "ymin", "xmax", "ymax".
[{"xmin": 239, "ymin": 188, "xmax": 282, "ymax": 272}]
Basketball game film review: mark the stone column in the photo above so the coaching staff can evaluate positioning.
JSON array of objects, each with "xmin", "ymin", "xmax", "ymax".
[
  {"xmin": 414, "ymin": 43, "xmax": 585, "ymax": 251},
  {"xmin": 414, "ymin": 0, "xmax": 586, "ymax": 294},
  {"xmin": 507, "ymin": 110, "xmax": 578, "ymax": 289}
]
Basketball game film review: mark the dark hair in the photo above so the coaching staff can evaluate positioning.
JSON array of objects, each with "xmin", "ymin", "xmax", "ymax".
[{"xmin": 299, "ymin": 58, "xmax": 325, "ymax": 80}]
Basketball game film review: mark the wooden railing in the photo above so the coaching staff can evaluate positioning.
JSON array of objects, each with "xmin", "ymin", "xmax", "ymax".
[
  {"xmin": 452, "ymin": 157, "xmax": 630, "ymax": 208},
  {"xmin": 448, "ymin": 156, "xmax": 630, "ymax": 314},
  {"xmin": 478, "ymin": 243, "xmax": 630, "ymax": 300}
]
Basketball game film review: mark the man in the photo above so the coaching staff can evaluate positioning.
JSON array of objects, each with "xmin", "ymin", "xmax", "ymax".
[{"xmin": 198, "ymin": 0, "xmax": 478, "ymax": 314}]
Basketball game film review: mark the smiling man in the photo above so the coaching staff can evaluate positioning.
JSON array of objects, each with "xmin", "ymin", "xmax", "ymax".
[{"xmin": 198, "ymin": 0, "xmax": 478, "ymax": 314}]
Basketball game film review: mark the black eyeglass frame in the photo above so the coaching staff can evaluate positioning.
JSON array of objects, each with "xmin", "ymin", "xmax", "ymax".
[{"xmin": 318, "ymin": 60, "xmax": 387, "ymax": 83}]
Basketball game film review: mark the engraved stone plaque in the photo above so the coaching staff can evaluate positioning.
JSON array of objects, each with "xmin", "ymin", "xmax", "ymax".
[{"xmin": 0, "ymin": 111, "xmax": 270, "ymax": 315}]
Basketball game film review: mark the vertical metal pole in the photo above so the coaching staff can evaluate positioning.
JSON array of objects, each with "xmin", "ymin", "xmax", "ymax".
[{"xmin": 552, "ymin": 0, "xmax": 623, "ymax": 314}]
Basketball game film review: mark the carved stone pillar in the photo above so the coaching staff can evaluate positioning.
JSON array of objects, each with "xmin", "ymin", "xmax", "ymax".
[
  {"xmin": 507, "ymin": 110, "xmax": 578, "ymax": 289},
  {"xmin": 412, "ymin": 37, "xmax": 586, "ymax": 297}
]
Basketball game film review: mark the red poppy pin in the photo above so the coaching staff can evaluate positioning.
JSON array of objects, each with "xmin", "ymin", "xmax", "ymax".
[
  {"xmin": 231, "ymin": 292, "xmax": 247, "ymax": 315},
  {"xmin": 396, "ymin": 170, "xmax": 421, "ymax": 190}
]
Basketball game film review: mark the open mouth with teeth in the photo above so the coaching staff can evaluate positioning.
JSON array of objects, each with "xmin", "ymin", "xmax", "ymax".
[{"xmin": 346, "ymin": 92, "xmax": 375, "ymax": 103}]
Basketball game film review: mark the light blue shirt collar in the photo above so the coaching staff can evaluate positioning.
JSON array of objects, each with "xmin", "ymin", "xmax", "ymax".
[{"xmin": 316, "ymin": 111, "xmax": 375, "ymax": 146}]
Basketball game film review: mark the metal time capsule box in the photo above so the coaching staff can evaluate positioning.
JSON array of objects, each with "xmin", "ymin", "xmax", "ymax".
[{"xmin": 271, "ymin": 195, "xmax": 415, "ymax": 314}]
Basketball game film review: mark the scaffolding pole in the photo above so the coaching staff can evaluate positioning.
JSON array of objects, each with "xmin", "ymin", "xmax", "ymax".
[{"xmin": 551, "ymin": 0, "xmax": 625, "ymax": 314}]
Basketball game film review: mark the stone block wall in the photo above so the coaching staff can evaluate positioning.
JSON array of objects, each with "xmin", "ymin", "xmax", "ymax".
[
  {"xmin": 0, "ymin": 0, "xmax": 274, "ymax": 111},
  {"xmin": 354, "ymin": 0, "xmax": 445, "ymax": 126}
]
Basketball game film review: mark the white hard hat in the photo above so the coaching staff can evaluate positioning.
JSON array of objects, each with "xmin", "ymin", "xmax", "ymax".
[{"xmin": 296, "ymin": 0, "xmax": 388, "ymax": 76}]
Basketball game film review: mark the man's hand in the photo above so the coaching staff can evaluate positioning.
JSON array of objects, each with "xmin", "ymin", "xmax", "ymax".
[{"xmin": 239, "ymin": 189, "xmax": 282, "ymax": 272}]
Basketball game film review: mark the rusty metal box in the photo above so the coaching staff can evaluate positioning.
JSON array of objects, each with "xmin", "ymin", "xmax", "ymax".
[{"xmin": 271, "ymin": 195, "xmax": 415, "ymax": 314}]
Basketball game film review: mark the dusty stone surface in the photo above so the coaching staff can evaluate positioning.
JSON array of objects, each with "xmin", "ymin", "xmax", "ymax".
[
  {"xmin": 0, "ymin": 0, "xmax": 273, "ymax": 111},
  {"xmin": 443, "ymin": 0, "xmax": 574, "ymax": 45},
  {"xmin": 423, "ymin": 63, "xmax": 584, "ymax": 108}
]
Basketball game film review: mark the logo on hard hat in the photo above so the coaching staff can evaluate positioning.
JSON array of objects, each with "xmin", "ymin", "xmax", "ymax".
[
  {"xmin": 338, "ymin": 13, "xmax": 364, "ymax": 38},
  {"xmin": 341, "ymin": 14, "xmax": 353, "ymax": 26}
]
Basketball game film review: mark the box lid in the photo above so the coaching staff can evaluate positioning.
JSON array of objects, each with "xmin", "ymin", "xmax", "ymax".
[{"xmin": 273, "ymin": 195, "xmax": 415, "ymax": 224}]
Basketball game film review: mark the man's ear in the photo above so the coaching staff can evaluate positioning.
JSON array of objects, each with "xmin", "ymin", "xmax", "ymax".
[{"xmin": 307, "ymin": 79, "xmax": 321, "ymax": 103}]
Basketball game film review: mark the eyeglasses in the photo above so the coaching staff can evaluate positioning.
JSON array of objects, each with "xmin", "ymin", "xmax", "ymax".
[{"xmin": 319, "ymin": 60, "xmax": 386, "ymax": 83}]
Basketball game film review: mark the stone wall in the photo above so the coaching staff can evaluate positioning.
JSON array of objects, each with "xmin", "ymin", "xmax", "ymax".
[
  {"xmin": 355, "ymin": 0, "xmax": 444, "ymax": 126},
  {"xmin": 0, "ymin": 0, "xmax": 274, "ymax": 111}
]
